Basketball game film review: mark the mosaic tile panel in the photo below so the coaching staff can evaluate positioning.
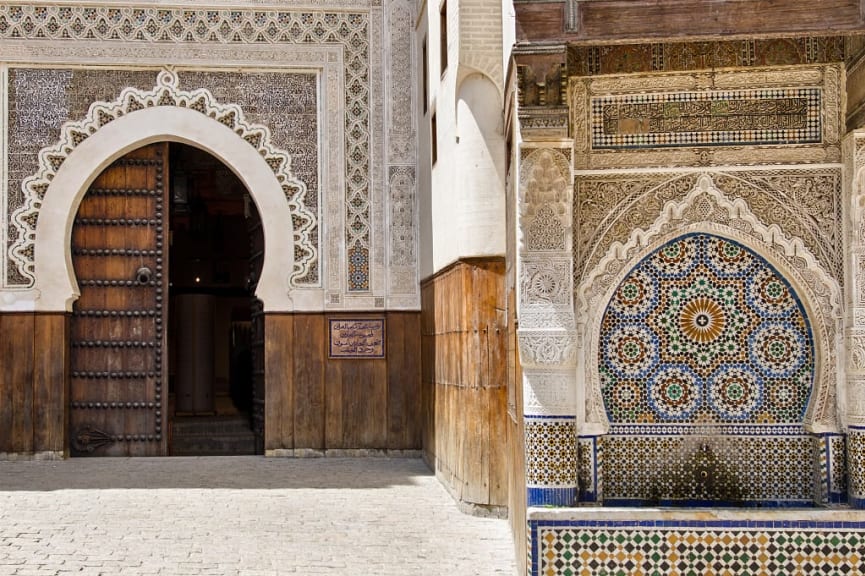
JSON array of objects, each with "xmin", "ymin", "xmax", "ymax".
[
  {"xmin": 830, "ymin": 434, "xmax": 847, "ymax": 498},
  {"xmin": 815, "ymin": 433, "xmax": 847, "ymax": 504},
  {"xmin": 850, "ymin": 428, "xmax": 865, "ymax": 507},
  {"xmin": 600, "ymin": 233, "xmax": 814, "ymax": 426},
  {"xmin": 530, "ymin": 519, "xmax": 865, "ymax": 576},
  {"xmin": 591, "ymin": 89, "xmax": 821, "ymax": 149},
  {"xmin": 525, "ymin": 417, "xmax": 578, "ymax": 487},
  {"xmin": 602, "ymin": 435, "xmax": 814, "ymax": 505},
  {"xmin": 577, "ymin": 436, "xmax": 598, "ymax": 503},
  {"xmin": 0, "ymin": 4, "xmax": 372, "ymax": 292}
]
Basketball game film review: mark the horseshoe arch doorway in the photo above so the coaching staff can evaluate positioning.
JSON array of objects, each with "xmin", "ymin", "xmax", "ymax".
[{"xmin": 69, "ymin": 142, "xmax": 265, "ymax": 456}]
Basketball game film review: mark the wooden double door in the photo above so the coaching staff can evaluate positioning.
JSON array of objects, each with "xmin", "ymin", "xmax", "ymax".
[{"xmin": 69, "ymin": 143, "xmax": 264, "ymax": 456}]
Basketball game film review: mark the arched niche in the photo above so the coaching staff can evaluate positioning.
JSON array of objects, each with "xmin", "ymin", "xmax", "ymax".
[{"xmin": 575, "ymin": 174, "xmax": 843, "ymax": 505}]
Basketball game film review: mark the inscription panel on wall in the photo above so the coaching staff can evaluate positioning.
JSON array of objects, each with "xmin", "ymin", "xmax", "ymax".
[
  {"xmin": 328, "ymin": 318, "xmax": 385, "ymax": 358},
  {"xmin": 591, "ymin": 88, "xmax": 821, "ymax": 149}
]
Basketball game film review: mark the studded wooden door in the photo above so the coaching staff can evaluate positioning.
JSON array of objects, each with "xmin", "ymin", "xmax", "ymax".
[{"xmin": 69, "ymin": 143, "xmax": 168, "ymax": 456}]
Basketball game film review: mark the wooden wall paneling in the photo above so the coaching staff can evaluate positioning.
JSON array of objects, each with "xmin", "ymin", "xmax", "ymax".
[
  {"xmin": 264, "ymin": 314, "xmax": 294, "ymax": 451},
  {"xmin": 0, "ymin": 314, "xmax": 35, "ymax": 453},
  {"xmin": 324, "ymin": 343, "xmax": 344, "ymax": 449},
  {"xmin": 578, "ymin": 0, "xmax": 865, "ymax": 40},
  {"xmin": 467, "ymin": 381, "xmax": 492, "ymax": 505},
  {"xmin": 13, "ymin": 314, "xmax": 34, "ymax": 453},
  {"xmin": 438, "ymin": 375, "xmax": 456, "ymax": 494},
  {"xmin": 419, "ymin": 259, "xmax": 509, "ymax": 508},
  {"xmin": 489, "ymin": 384, "xmax": 509, "ymax": 504},
  {"xmin": 292, "ymin": 314, "xmax": 325, "ymax": 449},
  {"xmin": 0, "ymin": 314, "xmax": 16, "ymax": 453},
  {"xmin": 490, "ymin": 305, "xmax": 509, "ymax": 504},
  {"xmin": 514, "ymin": 0, "xmax": 865, "ymax": 43},
  {"xmin": 386, "ymin": 312, "xmax": 422, "ymax": 450},
  {"xmin": 465, "ymin": 263, "xmax": 481, "ymax": 390},
  {"xmin": 408, "ymin": 312, "xmax": 423, "ymax": 449},
  {"xmin": 420, "ymin": 283, "xmax": 437, "ymax": 465},
  {"xmin": 340, "ymin": 356, "xmax": 388, "ymax": 449},
  {"xmin": 386, "ymin": 312, "xmax": 406, "ymax": 449},
  {"xmin": 33, "ymin": 314, "xmax": 69, "ymax": 454}
]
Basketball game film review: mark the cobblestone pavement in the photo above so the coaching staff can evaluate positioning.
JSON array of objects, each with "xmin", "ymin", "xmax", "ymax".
[{"xmin": 0, "ymin": 457, "xmax": 516, "ymax": 575}]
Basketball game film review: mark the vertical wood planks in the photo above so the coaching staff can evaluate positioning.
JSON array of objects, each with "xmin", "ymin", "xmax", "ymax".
[
  {"xmin": 0, "ymin": 314, "xmax": 16, "ymax": 453},
  {"xmin": 33, "ymin": 314, "xmax": 69, "ymax": 454},
  {"xmin": 419, "ymin": 258, "xmax": 509, "ymax": 508},
  {"xmin": 0, "ymin": 314, "xmax": 34, "ymax": 453},
  {"xmin": 264, "ymin": 313, "xmax": 294, "ymax": 451},
  {"xmin": 263, "ymin": 311, "xmax": 421, "ymax": 453},
  {"xmin": 387, "ymin": 312, "xmax": 422, "ymax": 450},
  {"xmin": 0, "ymin": 313, "xmax": 68, "ymax": 455},
  {"xmin": 292, "ymin": 314, "xmax": 325, "ymax": 449}
]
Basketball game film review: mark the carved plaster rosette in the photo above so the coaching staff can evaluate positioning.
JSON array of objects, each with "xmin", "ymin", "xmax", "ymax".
[
  {"xmin": 578, "ymin": 173, "xmax": 843, "ymax": 433},
  {"xmin": 9, "ymin": 69, "xmax": 317, "ymax": 287},
  {"xmin": 519, "ymin": 256, "xmax": 574, "ymax": 329}
]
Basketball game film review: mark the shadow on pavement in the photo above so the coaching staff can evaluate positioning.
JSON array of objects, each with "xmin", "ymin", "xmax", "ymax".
[{"xmin": 0, "ymin": 456, "xmax": 434, "ymax": 491}]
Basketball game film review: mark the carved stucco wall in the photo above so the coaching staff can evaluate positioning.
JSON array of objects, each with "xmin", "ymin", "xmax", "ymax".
[
  {"xmin": 844, "ymin": 130, "xmax": 865, "ymax": 505},
  {"xmin": 517, "ymin": 58, "xmax": 851, "ymax": 506},
  {"xmin": 578, "ymin": 174, "xmax": 843, "ymax": 432},
  {"xmin": 569, "ymin": 64, "xmax": 846, "ymax": 505},
  {"xmin": 0, "ymin": 0, "xmax": 419, "ymax": 311},
  {"xmin": 518, "ymin": 144, "xmax": 579, "ymax": 506},
  {"xmin": 572, "ymin": 65, "xmax": 847, "ymax": 436}
]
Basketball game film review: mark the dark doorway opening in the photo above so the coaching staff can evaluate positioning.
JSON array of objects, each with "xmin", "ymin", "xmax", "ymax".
[{"xmin": 167, "ymin": 143, "xmax": 264, "ymax": 456}]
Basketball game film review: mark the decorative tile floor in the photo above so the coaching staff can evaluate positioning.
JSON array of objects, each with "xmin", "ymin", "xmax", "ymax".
[{"xmin": 529, "ymin": 510, "xmax": 865, "ymax": 576}]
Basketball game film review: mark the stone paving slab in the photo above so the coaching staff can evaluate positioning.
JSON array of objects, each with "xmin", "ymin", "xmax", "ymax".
[{"xmin": 0, "ymin": 457, "xmax": 516, "ymax": 576}]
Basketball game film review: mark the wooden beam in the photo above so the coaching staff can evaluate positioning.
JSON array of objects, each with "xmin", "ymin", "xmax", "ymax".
[{"xmin": 516, "ymin": 0, "xmax": 865, "ymax": 44}]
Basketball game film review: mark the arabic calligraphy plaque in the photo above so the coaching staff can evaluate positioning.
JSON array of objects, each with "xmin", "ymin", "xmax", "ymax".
[{"xmin": 328, "ymin": 318, "xmax": 386, "ymax": 358}]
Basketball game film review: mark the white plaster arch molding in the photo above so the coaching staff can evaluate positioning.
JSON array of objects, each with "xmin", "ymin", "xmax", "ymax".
[
  {"xmin": 577, "ymin": 173, "xmax": 843, "ymax": 434},
  {"xmin": 10, "ymin": 70, "xmax": 317, "ymax": 313}
]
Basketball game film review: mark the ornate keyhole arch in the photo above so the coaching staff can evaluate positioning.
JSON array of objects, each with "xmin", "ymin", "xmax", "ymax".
[
  {"xmin": 11, "ymin": 70, "xmax": 317, "ymax": 312},
  {"xmin": 575, "ymin": 173, "xmax": 844, "ymax": 505},
  {"xmin": 579, "ymin": 174, "xmax": 842, "ymax": 434}
]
